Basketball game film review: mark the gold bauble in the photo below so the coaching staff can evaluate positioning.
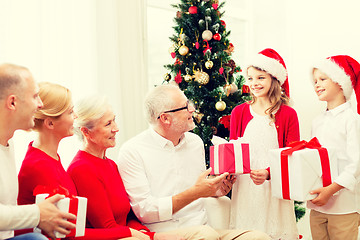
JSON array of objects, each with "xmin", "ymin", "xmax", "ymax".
[
  {"xmin": 184, "ymin": 74, "xmax": 193, "ymax": 82},
  {"xmin": 179, "ymin": 45, "xmax": 189, "ymax": 56},
  {"xmin": 215, "ymin": 100, "xmax": 226, "ymax": 111},
  {"xmin": 205, "ymin": 60, "xmax": 214, "ymax": 69},
  {"xmin": 164, "ymin": 73, "xmax": 171, "ymax": 81},
  {"xmin": 224, "ymin": 84, "xmax": 231, "ymax": 96},
  {"xmin": 193, "ymin": 112, "xmax": 204, "ymax": 123},
  {"xmin": 194, "ymin": 71, "xmax": 210, "ymax": 85},
  {"xmin": 202, "ymin": 30, "xmax": 213, "ymax": 41}
]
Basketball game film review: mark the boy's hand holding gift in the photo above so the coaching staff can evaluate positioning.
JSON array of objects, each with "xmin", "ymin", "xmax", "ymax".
[{"xmin": 310, "ymin": 182, "xmax": 344, "ymax": 206}]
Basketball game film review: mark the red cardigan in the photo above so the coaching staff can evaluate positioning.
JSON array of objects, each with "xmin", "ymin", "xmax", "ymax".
[
  {"xmin": 17, "ymin": 142, "xmax": 147, "ymax": 240},
  {"xmin": 229, "ymin": 103, "xmax": 300, "ymax": 147},
  {"xmin": 67, "ymin": 151, "xmax": 154, "ymax": 240}
]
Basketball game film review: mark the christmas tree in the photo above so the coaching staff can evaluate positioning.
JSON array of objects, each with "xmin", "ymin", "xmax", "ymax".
[
  {"xmin": 163, "ymin": 0, "xmax": 306, "ymax": 222},
  {"xmin": 164, "ymin": 0, "xmax": 249, "ymax": 166}
]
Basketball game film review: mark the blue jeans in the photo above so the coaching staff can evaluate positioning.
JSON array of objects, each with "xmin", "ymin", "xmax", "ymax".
[{"xmin": 7, "ymin": 233, "xmax": 48, "ymax": 240}]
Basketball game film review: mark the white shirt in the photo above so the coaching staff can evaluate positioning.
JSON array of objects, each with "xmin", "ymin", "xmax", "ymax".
[
  {"xmin": 117, "ymin": 128, "xmax": 207, "ymax": 232},
  {"xmin": 0, "ymin": 140, "xmax": 40, "ymax": 239},
  {"xmin": 307, "ymin": 102, "xmax": 360, "ymax": 214}
]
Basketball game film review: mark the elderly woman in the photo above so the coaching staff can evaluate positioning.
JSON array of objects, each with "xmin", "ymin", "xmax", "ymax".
[
  {"xmin": 67, "ymin": 96, "xmax": 183, "ymax": 240},
  {"xmin": 17, "ymin": 83, "xmax": 140, "ymax": 240}
]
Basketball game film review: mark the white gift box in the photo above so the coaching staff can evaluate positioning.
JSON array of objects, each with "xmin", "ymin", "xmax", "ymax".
[
  {"xmin": 269, "ymin": 146, "xmax": 338, "ymax": 201},
  {"xmin": 35, "ymin": 194, "xmax": 87, "ymax": 238}
]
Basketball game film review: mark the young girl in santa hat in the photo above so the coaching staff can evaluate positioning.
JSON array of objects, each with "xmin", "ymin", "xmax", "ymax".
[
  {"xmin": 308, "ymin": 55, "xmax": 360, "ymax": 240},
  {"xmin": 229, "ymin": 48, "xmax": 299, "ymax": 239}
]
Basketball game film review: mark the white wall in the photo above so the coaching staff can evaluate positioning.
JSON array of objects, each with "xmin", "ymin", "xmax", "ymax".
[
  {"xmin": 248, "ymin": 1, "xmax": 360, "ymax": 239},
  {"xmin": 247, "ymin": 0, "xmax": 359, "ymax": 141}
]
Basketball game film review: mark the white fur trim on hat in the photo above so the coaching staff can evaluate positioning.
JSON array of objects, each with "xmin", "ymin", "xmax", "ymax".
[
  {"xmin": 313, "ymin": 59, "xmax": 353, "ymax": 100},
  {"xmin": 246, "ymin": 54, "xmax": 287, "ymax": 85}
]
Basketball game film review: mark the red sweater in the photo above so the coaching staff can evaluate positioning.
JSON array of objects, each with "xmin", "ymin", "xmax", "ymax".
[
  {"xmin": 67, "ymin": 150, "xmax": 154, "ymax": 240},
  {"xmin": 229, "ymin": 103, "xmax": 300, "ymax": 147},
  {"xmin": 17, "ymin": 142, "xmax": 140, "ymax": 240}
]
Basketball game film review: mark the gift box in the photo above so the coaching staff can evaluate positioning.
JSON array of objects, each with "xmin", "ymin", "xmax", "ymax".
[
  {"xmin": 34, "ymin": 186, "xmax": 87, "ymax": 238},
  {"xmin": 210, "ymin": 140, "xmax": 251, "ymax": 175},
  {"xmin": 269, "ymin": 138, "xmax": 338, "ymax": 201}
]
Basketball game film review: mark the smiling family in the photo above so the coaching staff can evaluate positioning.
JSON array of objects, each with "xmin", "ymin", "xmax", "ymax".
[{"xmin": 0, "ymin": 48, "xmax": 359, "ymax": 240}]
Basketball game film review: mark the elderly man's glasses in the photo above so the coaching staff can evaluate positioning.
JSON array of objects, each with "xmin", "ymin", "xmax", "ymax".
[{"xmin": 157, "ymin": 100, "xmax": 193, "ymax": 119}]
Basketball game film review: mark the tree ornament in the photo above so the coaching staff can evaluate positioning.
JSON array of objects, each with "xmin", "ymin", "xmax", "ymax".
[
  {"xmin": 221, "ymin": 20, "xmax": 226, "ymax": 28},
  {"xmin": 184, "ymin": 74, "xmax": 192, "ymax": 82},
  {"xmin": 230, "ymin": 83, "xmax": 238, "ymax": 93},
  {"xmin": 205, "ymin": 60, "xmax": 213, "ymax": 69},
  {"xmin": 194, "ymin": 70, "xmax": 210, "ymax": 85},
  {"xmin": 193, "ymin": 111, "xmax": 204, "ymax": 123},
  {"xmin": 219, "ymin": 67, "xmax": 224, "ymax": 74},
  {"xmin": 176, "ymin": 11, "xmax": 182, "ymax": 18},
  {"xmin": 224, "ymin": 42, "xmax": 234, "ymax": 55},
  {"xmin": 179, "ymin": 45, "xmax": 189, "ymax": 56},
  {"xmin": 198, "ymin": 19, "xmax": 205, "ymax": 28},
  {"xmin": 224, "ymin": 84, "xmax": 231, "ymax": 96},
  {"xmin": 164, "ymin": 73, "xmax": 171, "ymax": 82},
  {"xmin": 194, "ymin": 31, "xmax": 200, "ymax": 49},
  {"xmin": 174, "ymin": 70, "xmax": 182, "ymax": 84},
  {"xmin": 184, "ymin": 67, "xmax": 192, "ymax": 82},
  {"xmin": 212, "ymin": 3, "xmax": 218, "ymax": 10},
  {"xmin": 202, "ymin": 30, "xmax": 213, "ymax": 41},
  {"xmin": 215, "ymin": 100, "xmax": 226, "ymax": 111},
  {"xmin": 211, "ymin": 126, "xmax": 218, "ymax": 134},
  {"xmin": 189, "ymin": 6, "xmax": 198, "ymax": 14},
  {"xmin": 202, "ymin": 17, "xmax": 213, "ymax": 41},
  {"xmin": 213, "ymin": 33, "xmax": 221, "ymax": 41}
]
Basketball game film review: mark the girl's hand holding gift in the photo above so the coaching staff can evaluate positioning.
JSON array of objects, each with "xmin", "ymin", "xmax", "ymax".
[{"xmin": 250, "ymin": 169, "xmax": 269, "ymax": 185}]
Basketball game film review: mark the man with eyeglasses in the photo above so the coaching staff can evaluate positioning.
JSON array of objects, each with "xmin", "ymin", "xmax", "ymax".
[{"xmin": 117, "ymin": 84, "xmax": 270, "ymax": 240}]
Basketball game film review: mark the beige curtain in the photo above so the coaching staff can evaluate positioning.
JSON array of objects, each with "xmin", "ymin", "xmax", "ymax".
[{"xmin": 0, "ymin": 0, "xmax": 148, "ymax": 168}]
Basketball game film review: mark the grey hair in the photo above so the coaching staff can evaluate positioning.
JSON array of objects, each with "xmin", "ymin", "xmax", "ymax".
[
  {"xmin": 0, "ymin": 63, "xmax": 29, "ymax": 99},
  {"xmin": 144, "ymin": 84, "xmax": 180, "ymax": 125},
  {"xmin": 74, "ymin": 95, "xmax": 110, "ymax": 141}
]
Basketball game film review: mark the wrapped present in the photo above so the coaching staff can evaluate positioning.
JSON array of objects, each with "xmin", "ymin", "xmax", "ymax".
[
  {"xmin": 34, "ymin": 186, "xmax": 87, "ymax": 238},
  {"xmin": 210, "ymin": 140, "xmax": 251, "ymax": 175},
  {"xmin": 269, "ymin": 137, "xmax": 338, "ymax": 201}
]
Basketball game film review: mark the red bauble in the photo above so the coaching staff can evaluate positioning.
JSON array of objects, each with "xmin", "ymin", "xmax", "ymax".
[
  {"xmin": 213, "ymin": 33, "xmax": 221, "ymax": 41},
  {"xmin": 221, "ymin": 20, "xmax": 226, "ymax": 28},
  {"xmin": 219, "ymin": 67, "xmax": 224, "ymax": 74},
  {"xmin": 195, "ymin": 42, "xmax": 200, "ymax": 49},
  {"xmin": 189, "ymin": 6, "xmax": 198, "ymax": 14}
]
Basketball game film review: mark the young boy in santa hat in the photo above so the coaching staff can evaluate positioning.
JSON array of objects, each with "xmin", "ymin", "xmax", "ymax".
[{"xmin": 308, "ymin": 55, "xmax": 360, "ymax": 240}]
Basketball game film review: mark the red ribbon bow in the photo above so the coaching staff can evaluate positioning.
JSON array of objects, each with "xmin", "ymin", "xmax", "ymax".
[
  {"xmin": 34, "ymin": 185, "xmax": 78, "ymax": 237},
  {"xmin": 280, "ymin": 137, "xmax": 332, "ymax": 200},
  {"xmin": 33, "ymin": 185, "xmax": 76, "ymax": 199},
  {"xmin": 203, "ymin": 40, "xmax": 212, "ymax": 55}
]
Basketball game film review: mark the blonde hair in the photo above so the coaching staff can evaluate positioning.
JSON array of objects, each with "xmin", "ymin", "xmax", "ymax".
[
  {"xmin": 249, "ymin": 66, "xmax": 289, "ymax": 122},
  {"xmin": 33, "ymin": 82, "xmax": 72, "ymax": 130},
  {"xmin": 74, "ymin": 95, "xmax": 109, "ymax": 140}
]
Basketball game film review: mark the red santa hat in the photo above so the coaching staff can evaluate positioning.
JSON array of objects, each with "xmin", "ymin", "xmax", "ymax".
[
  {"xmin": 246, "ymin": 48, "xmax": 289, "ymax": 97},
  {"xmin": 313, "ymin": 55, "xmax": 360, "ymax": 114}
]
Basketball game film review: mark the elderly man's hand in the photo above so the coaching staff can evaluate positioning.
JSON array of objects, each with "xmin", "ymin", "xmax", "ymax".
[
  {"xmin": 215, "ymin": 174, "xmax": 237, "ymax": 197},
  {"xmin": 37, "ymin": 194, "xmax": 76, "ymax": 240},
  {"xmin": 193, "ymin": 168, "xmax": 229, "ymax": 198}
]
